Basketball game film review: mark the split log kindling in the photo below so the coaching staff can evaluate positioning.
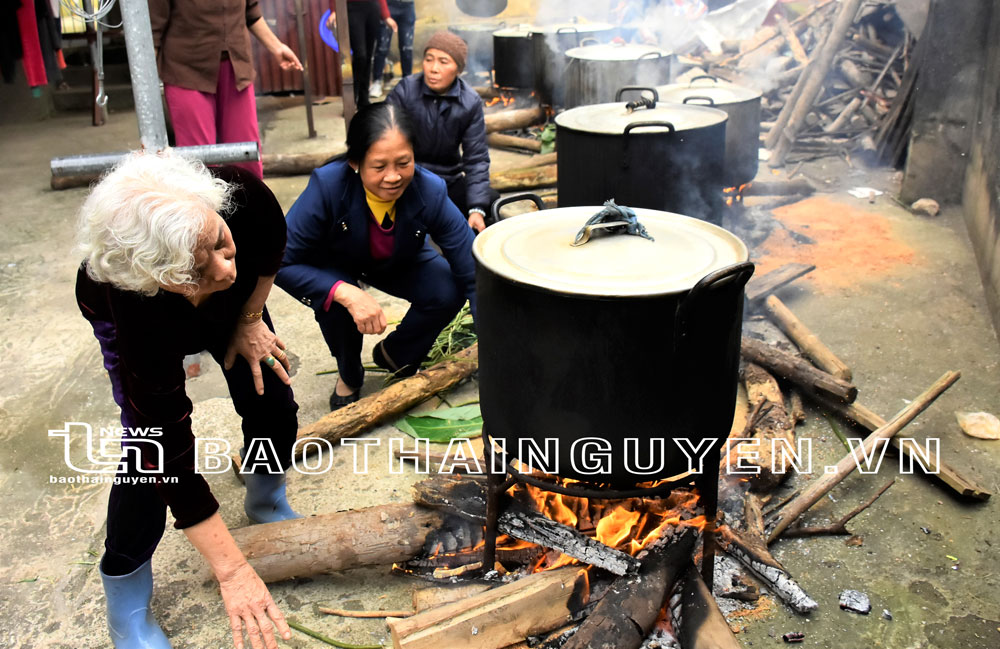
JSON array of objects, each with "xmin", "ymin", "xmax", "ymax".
[
  {"xmin": 808, "ymin": 394, "xmax": 991, "ymax": 501},
  {"xmin": 769, "ymin": 0, "xmax": 866, "ymax": 167},
  {"xmin": 412, "ymin": 584, "xmax": 492, "ymax": 613},
  {"xmin": 767, "ymin": 371, "xmax": 961, "ymax": 542},
  {"xmin": 676, "ymin": 565, "xmax": 743, "ymax": 649},
  {"xmin": 487, "ymin": 133, "xmax": 543, "ymax": 153},
  {"xmin": 741, "ymin": 336, "xmax": 857, "ymax": 403},
  {"xmin": 764, "ymin": 295, "xmax": 853, "ymax": 380},
  {"xmin": 744, "ymin": 263, "xmax": 816, "ymax": 305},
  {"xmin": 562, "ymin": 527, "xmax": 698, "ymax": 649},
  {"xmin": 230, "ymin": 504, "xmax": 444, "ymax": 583},
  {"xmin": 412, "ymin": 476, "xmax": 639, "ymax": 575},
  {"xmin": 294, "ymin": 343, "xmax": 478, "ymax": 458},
  {"xmin": 736, "ymin": 363, "xmax": 797, "ymax": 492},
  {"xmin": 490, "ymin": 165, "xmax": 557, "ymax": 192},
  {"xmin": 386, "ymin": 567, "xmax": 588, "ymax": 649},
  {"xmin": 484, "ymin": 106, "xmax": 546, "ymax": 134}
]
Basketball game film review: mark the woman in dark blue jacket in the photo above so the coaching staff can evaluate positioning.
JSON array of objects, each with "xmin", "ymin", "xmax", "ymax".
[{"xmin": 276, "ymin": 102, "xmax": 476, "ymax": 410}]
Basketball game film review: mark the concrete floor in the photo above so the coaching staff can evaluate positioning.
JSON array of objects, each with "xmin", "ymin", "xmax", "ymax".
[{"xmin": 1, "ymin": 76, "xmax": 998, "ymax": 649}]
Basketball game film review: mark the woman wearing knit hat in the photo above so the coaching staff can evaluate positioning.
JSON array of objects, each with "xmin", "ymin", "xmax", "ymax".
[{"xmin": 386, "ymin": 31, "xmax": 495, "ymax": 233}]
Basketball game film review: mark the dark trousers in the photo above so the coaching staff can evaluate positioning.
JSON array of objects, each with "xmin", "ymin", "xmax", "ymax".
[
  {"xmin": 347, "ymin": 0, "xmax": 383, "ymax": 109},
  {"xmin": 372, "ymin": 0, "xmax": 416, "ymax": 81},
  {"xmin": 445, "ymin": 174, "xmax": 500, "ymax": 223},
  {"xmin": 314, "ymin": 244, "xmax": 465, "ymax": 389},
  {"xmin": 101, "ymin": 310, "xmax": 298, "ymax": 576}
]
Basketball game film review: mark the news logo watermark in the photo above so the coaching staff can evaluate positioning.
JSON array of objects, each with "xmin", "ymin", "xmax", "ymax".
[{"xmin": 49, "ymin": 422, "xmax": 942, "ymax": 480}]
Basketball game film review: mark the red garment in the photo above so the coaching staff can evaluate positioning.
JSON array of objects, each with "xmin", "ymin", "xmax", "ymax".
[{"xmin": 16, "ymin": 1, "xmax": 46, "ymax": 87}]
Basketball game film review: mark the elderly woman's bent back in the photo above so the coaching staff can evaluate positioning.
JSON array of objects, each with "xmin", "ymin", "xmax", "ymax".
[{"xmin": 75, "ymin": 152, "xmax": 300, "ymax": 649}]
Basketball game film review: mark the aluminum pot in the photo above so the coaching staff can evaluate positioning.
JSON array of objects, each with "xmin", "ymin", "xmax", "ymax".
[
  {"xmin": 564, "ymin": 43, "xmax": 673, "ymax": 108},
  {"xmin": 449, "ymin": 22, "xmax": 503, "ymax": 78},
  {"xmin": 555, "ymin": 88, "xmax": 729, "ymax": 223},
  {"xmin": 529, "ymin": 22, "xmax": 616, "ymax": 106},
  {"xmin": 456, "ymin": 0, "xmax": 506, "ymax": 18},
  {"xmin": 492, "ymin": 25, "xmax": 534, "ymax": 88},
  {"xmin": 656, "ymin": 76, "xmax": 762, "ymax": 186},
  {"xmin": 473, "ymin": 201, "xmax": 754, "ymax": 485}
]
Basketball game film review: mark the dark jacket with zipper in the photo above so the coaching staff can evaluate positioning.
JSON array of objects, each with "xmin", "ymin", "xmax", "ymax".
[
  {"xmin": 386, "ymin": 74, "xmax": 491, "ymax": 212},
  {"xmin": 275, "ymin": 160, "xmax": 477, "ymax": 317}
]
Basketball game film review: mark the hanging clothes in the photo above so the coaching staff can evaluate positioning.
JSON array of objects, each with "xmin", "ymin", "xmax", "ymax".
[
  {"xmin": 1, "ymin": 1, "xmax": 24, "ymax": 83},
  {"xmin": 35, "ymin": 0, "xmax": 63, "ymax": 87},
  {"xmin": 15, "ymin": 0, "xmax": 46, "ymax": 87}
]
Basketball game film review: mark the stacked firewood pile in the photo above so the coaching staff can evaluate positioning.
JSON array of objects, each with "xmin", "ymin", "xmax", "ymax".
[{"xmin": 702, "ymin": 0, "xmax": 914, "ymax": 168}]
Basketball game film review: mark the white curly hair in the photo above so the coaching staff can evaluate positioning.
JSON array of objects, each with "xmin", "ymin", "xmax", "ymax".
[{"xmin": 77, "ymin": 151, "xmax": 233, "ymax": 295}]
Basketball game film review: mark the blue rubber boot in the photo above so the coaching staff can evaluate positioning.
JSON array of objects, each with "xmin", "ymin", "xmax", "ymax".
[
  {"xmin": 100, "ymin": 559, "xmax": 172, "ymax": 649},
  {"xmin": 241, "ymin": 448, "xmax": 303, "ymax": 524}
]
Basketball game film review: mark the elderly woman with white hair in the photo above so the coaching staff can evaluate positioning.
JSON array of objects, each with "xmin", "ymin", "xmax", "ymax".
[{"xmin": 75, "ymin": 152, "xmax": 300, "ymax": 649}]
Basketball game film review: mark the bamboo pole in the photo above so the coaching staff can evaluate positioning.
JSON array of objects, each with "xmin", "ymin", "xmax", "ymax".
[{"xmin": 764, "ymin": 295, "xmax": 853, "ymax": 380}]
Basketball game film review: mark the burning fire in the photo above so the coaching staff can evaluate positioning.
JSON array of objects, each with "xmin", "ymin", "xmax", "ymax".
[{"xmin": 723, "ymin": 182, "xmax": 753, "ymax": 206}]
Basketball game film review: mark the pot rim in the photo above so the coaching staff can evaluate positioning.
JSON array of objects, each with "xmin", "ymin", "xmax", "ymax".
[
  {"xmin": 565, "ymin": 43, "xmax": 673, "ymax": 61},
  {"xmin": 554, "ymin": 101, "xmax": 728, "ymax": 134}
]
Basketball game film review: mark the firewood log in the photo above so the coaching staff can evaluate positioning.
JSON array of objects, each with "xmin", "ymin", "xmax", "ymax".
[{"xmin": 484, "ymin": 107, "xmax": 546, "ymax": 134}]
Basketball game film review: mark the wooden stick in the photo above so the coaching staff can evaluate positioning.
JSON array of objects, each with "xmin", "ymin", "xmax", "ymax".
[
  {"xmin": 777, "ymin": 15, "xmax": 809, "ymax": 65},
  {"xmin": 715, "ymin": 525, "xmax": 818, "ymax": 613},
  {"xmin": 319, "ymin": 607, "xmax": 415, "ymax": 618},
  {"xmin": 736, "ymin": 364, "xmax": 796, "ymax": 491},
  {"xmin": 770, "ymin": 0, "xmax": 864, "ymax": 167},
  {"xmin": 386, "ymin": 567, "xmax": 587, "ymax": 649},
  {"xmin": 230, "ymin": 504, "xmax": 445, "ymax": 583},
  {"xmin": 676, "ymin": 565, "xmax": 743, "ymax": 649},
  {"xmin": 294, "ymin": 344, "xmax": 478, "ymax": 457},
  {"xmin": 741, "ymin": 336, "xmax": 858, "ymax": 403},
  {"xmin": 719, "ymin": 0, "xmax": 836, "ymax": 66},
  {"xmin": 767, "ymin": 371, "xmax": 960, "ymax": 542},
  {"xmin": 824, "ymin": 96, "xmax": 862, "ymax": 133},
  {"xmin": 764, "ymin": 295, "xmax": 853, "ymax": 380},
  {"xmin": 487, "ymin": 133, "xmax": 542, "ymax": 153},
  {"xmin": 782, "ymin": 479, "xmax": 894, "ymax": 537},
  {"xmin": 808, "ymin": 394, "xmax": 991, "ymax": 501},
  {"xmin": 744, "ymin": 263, "xmax": 816, "ymax": 304}
]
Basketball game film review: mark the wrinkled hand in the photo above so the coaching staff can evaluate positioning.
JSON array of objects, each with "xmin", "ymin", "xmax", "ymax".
[
  {"xmin": 224, "ymin": 319, "xmax": 291, "ymax": 395},
  {"xmin": 218, "ymin": 562, "xmax": 291, "ymax": 649},
  {"xmin": 273, "ymin": 43, "xmax": 303, "ymax": 71},
  {"xmin": 339, "ymin": 284, "xmax": 387, "ymax": 335},
  {"xmin": 385, "ymin": 16, "xmax": 398, "ymax": 33},
  {"xmin": 467, "ymin": 212, "xmax": 486, "ymax": 233}
]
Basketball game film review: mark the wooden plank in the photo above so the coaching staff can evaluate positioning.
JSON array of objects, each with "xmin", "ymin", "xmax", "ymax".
[
  {"xmin": 744, "ymin": 263, "xmax": 816, "ymax": 304},
  {"xmin": 387, "ymin": 567, "xmax": 587, "ymax": 649},
  {"xmin": 413, "ymin": 584, "xmax": 493, "ymax": 613}
]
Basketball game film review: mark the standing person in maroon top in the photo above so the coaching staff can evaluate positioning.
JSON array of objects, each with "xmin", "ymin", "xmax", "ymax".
[
  {"xmin": 326, "ymin": 0, "xmax": 397, "ymax": 109},
  {"xmin": 76, "ymin": 152, "xmax": 300, "ymax": 649},
  {"xmin": 150, "ymin": 0, "xmax": 303, "ymax": 179}
]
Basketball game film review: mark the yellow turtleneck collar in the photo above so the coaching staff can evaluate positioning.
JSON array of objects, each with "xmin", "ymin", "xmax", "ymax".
[{"xmin": 364, "ymin": 187, "xmax": 397, "ymax": 227}]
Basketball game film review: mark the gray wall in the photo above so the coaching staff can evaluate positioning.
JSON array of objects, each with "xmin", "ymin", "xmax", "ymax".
[{"xmin": 962, "ymin": 2, "xmax": 1000, "ymax": 339}]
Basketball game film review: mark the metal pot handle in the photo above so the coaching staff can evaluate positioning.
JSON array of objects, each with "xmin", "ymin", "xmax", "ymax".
[
  {"xmin": 673, "ymin": 261, "xmax": 756, "ymax": 351},
  {"xmin": 682, "ymin": 95, "xmax": 716, "ymax": 105},
  {"xmin": 616, "ymin": 86, "xmax": 660, "ymax": 102},
  {"xmin": 689, "ymin": 74, "xmax": 720, "ymax": 85},
  {"xmin": 622, "ymin": 121, "xmax": 675, "ymax": 169},
  {"xmin": 580, "ymin": 36, "xmax": 601, "ymax": 46},
  {"xmin": 491, "ymin": 192, "xmax": 545, "ymax": 223},
  {"xmin": 638, "ymin": 50, "xmax": 663, "ymax": 60}
]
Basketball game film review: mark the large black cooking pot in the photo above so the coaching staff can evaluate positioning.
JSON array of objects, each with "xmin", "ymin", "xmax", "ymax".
[
  {"xmin": 656, "ymin": 76, "xmax": 763, "ymax": 186},
  {"xmin": 564, "ymin": 43, "xmax": 673, "ymax": 108},
  {"xmin": 555, "ymin": 89, "xmax": 729, "ymax": 223},
  {"xmin": 449, "ymin": 22, "xmax": 502, "ymax": 78},
  {"xmin": 529, "ymin": 22, "xmax": 616, "ymax": 106},
  {"xmin": 474, "ymin": 201, "xmax": 754, "ymax": 485},
  {"xmin": 492, "ymin": 25, "xmax": 534, "ymax": 88}
]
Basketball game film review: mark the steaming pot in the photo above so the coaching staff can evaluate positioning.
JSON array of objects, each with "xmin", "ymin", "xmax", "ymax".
[
  {"xmin": 564, "ymin": 43, "xmax": 673, "ymax": 109},
  {"xmin": 492, "ymin": 25, "xmax": 534, "ymax": 88},
  {"xmin": 555, "ymin": 89, "xmax": 728, "ymax": 223},
  {"xmin": 474, "ymin": 202, "xmax": 753, "ymax": 485},
  {"xmin": 528, "ymin": 22, "xmax": 616, "ymax": 106}
]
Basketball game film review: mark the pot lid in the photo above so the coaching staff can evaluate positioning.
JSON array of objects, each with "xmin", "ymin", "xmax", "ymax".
[
  {"xmin": 473, "ymin": 206, "xmax": 748, "ymax": 296},
  {"xmin": 655, "ymin": 77, "xmax": 761, "ymax": 105},
  {"xmin": 450, "ymin": 22, "xmax": 503, "ymax": 33},
  {"xmin": 565, "ymin": 43, "xmax": 671, "ymax": 61},
  {"xmin": 494, "ymin": 25, "xmax": 532, "ymax": 37},
  {"xmin": 554, "ymin": 101, "xmax": 727, "ymax": 134},
  {"xmin": 529, "ymin": 21, "xmax": 615, "ymax": 35}
]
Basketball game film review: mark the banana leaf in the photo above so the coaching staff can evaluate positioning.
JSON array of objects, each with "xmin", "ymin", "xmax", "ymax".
[{"xmin": 395, "ymin": 404, "xmax": 483, "ymax": 442}]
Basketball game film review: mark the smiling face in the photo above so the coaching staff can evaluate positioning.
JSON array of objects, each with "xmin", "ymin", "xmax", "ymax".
[
  {"xmin": 161, "ymin": 208, "xmax": 237, "ymax": 299},
  {"xmin": 354, "ymin": 128, "xmax": 415, "ymax": 201},
  {"xmin": 422, "ymin": 48, "xmax": 460, "ymax": 93}
]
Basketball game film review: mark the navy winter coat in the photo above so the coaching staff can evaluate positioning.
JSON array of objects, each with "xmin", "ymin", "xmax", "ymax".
[
  {"xmin": 386, "ymin": 74, "xmax": 492, "ymax": 212},
  {"xmin": 275, "ymin": 160, "xmax": 477, "ymax": 318}
]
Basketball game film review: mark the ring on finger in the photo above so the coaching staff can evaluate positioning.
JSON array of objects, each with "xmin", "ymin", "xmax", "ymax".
[
  {"xmin": 265, "ymin": 356, "xmax": 276, "ymax": 367},
  {"xmin": 275, "ymin": 349, "xmax": 286, "ymax": 359}
]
